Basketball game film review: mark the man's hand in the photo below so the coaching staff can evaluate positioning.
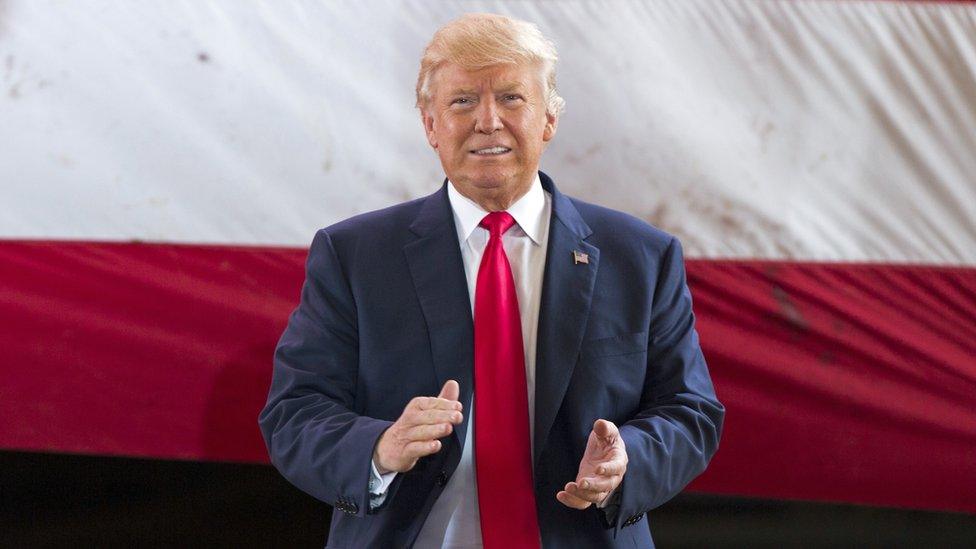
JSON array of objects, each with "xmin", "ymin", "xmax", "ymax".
[
  {"xmin": 373, "ymin": 380, "xmax": 463, "ymax": 474},
  {"xmin": 556, "ymin": 419, "xmax": 628, "ymax": 509}
]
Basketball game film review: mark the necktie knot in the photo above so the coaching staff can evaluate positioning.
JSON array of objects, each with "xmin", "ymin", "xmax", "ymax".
[{"xmin": 479, "ymin": 211, "xmax": 516, "ymax": 238}]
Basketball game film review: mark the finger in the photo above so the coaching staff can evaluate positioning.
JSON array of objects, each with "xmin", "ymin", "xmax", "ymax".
[
  {"xmin": 556, "ymin": 485, "xmax": 592, "ymax": 509},
  {"xmin": 403, "ymin": 422, "xmax": 453, "ymax": 441},
  {"xmin": 410, "ymin": 397, "xmax": 461, "ymax": 413},
  {"xmin": 593, "ymin": 419, "xmax": 619, "ymax": 440},
  {"xmin": 402, "ymin": 438, "xmax": 443, "ymax": 459},
  {"xmin": 596, "ymin": 460, "xmax": 626, "ymax": 476},
  {"xmin": 407, "ymin": 409, "xmax": 463, "ymax": 427},
  {"xmin": 566, "ymin": 482, "xmax": 609, "ymax": 504},
  {"xmin": 438, "ymin": 379, "xmax": 460, "ymax": 402},
  {"xmin": 556, "ymin": 490, "xmax": 591, "ymax": 509},
  {"xmin": 576, "ymin": 476, "xmax": 616, "ymax": 494},
  {"xmin": 413, "ymin": 395, "xmax": 463, "ymax": 412}
]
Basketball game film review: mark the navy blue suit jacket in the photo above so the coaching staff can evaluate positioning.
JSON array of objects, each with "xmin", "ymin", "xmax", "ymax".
[{"xmin": 259, "ymin": 173, "xmax": 724, "ymax": 548}]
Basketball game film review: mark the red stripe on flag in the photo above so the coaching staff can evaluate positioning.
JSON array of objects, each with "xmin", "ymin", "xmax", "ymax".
[
  {"xmin": 687, "ymin": 260, "xmax": 976, "ymax": 514},
  {"xmin": 0, "ymin": 240, "xmax": 306, "ymax": 463},
  {"xmin": 1, "ymin": 241, "xmax": 974, "ymax": 513}
]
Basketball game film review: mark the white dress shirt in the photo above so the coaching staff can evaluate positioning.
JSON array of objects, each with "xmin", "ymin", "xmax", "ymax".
[{"xmin": 370, "ymin": 175, "xmax": 550, "ymax": 548}]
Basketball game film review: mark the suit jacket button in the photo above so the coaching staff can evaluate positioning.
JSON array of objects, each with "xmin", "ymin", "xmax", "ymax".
[{"xmin": 436, "ymin": 471, "xmax": 449, "ymax": 486}]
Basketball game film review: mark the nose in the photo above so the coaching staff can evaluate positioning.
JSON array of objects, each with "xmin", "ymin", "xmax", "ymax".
[{"xmin": 473, "ymin": 97, "xmax": 502, "ymax": 134}]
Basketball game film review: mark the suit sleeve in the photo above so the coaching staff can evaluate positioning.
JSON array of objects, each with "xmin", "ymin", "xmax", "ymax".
[
  {"xmin": 612, "ymin": 236, "xmax": 725, "ymax": 533},
  {"xmin": 258, "ymin": 229, "xmax": 393, "ymax": 518}
]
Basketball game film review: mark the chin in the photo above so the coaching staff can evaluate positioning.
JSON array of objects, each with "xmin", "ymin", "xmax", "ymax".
[
  {"xmin": 470, "ymin": 176, "xmax": 508, "ymax": 190},
  {"xmin": 473, "ymin": 168, "xmax": 523, "ymax": 189}
]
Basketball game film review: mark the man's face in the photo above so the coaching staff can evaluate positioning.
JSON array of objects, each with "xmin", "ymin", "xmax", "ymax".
[{"xmin": 422, "ymin": 62, "xmax": 558, "ymax": 206}]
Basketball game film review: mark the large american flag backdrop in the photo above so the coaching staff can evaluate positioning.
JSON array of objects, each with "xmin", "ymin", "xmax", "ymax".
[{"xmin": 2, "ymin": 0, "xmax": 974, "ymax": 515}]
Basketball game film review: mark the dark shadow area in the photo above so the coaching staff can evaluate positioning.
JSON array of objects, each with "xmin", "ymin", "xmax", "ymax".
[
  {"xmin": 2, "ymin": 450, "xmax": 974, "ymax": 547},
  {"xmin": 649, "ymin": 493, "xmax": 976, "ymax": 548},
  {"xmin": 0, "ymin": 451, "xmax": 330, "ymax": 548}
]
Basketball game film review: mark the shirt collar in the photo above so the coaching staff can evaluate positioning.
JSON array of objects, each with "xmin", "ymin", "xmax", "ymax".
[{"xmin": 447, "ymin": 174, "xmax": 546, "ymax": 245}]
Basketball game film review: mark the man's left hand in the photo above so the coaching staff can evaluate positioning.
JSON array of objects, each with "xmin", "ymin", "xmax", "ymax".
[{"xmin": 556, "ymin": 419, "xmax": 628, "ymax": 509}]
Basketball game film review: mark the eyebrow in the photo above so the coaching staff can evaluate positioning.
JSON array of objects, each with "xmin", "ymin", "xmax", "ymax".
[{"xmin": 446, "ymin": 82, "xmax": 526, "ymax": 96}]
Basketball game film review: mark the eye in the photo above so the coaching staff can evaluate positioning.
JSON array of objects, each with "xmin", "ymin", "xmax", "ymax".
[
  {"xmin": 451, "ymin": 97, "xmax": 472, "ymax": 105},
  {"xmin": 502, "ymin": 94, "xmax": 523, "ymax": 102}
]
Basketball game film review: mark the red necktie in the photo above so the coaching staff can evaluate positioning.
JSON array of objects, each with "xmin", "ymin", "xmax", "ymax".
[{"xmin": 474, "ymin": 212, "xmax": 541, "ymax": 548}]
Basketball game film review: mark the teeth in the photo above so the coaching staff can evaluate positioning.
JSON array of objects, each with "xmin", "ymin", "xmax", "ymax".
[{"xmin": 473, "ymin": 147, "xmax": 510, "ymax": 155}]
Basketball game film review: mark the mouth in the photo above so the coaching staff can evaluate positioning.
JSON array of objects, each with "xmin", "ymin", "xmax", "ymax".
[{"xmin": 469, "ymin": 146, "xmax": 512, "ymax": 156}]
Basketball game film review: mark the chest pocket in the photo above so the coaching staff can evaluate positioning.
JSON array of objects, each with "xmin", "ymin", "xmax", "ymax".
[{"xmin": 580, "ymin": 331, "xmax": 648, "ymax": 359}]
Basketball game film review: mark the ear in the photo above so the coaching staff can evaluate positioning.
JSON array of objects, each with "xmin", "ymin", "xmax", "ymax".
[
  {"xmin": 542, "ymin": 110, "xmax": 558, "ymax": 143},
  {"xmin": 421, "ymin": 109, "xmax": 438, "ymax": 149}
]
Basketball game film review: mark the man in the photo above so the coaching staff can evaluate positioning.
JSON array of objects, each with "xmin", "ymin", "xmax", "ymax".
[{"xmin": 259, "ymin": 13, "xmax": 723, "ymax": 548}]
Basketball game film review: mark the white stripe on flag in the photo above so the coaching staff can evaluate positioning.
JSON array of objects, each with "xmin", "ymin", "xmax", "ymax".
[{"xmin": 1, "ymin": 1, "xmax": 974, "ymax": 263}]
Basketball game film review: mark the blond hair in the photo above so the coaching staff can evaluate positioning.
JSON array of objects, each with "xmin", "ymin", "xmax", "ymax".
[{"xmin": 416, "ymin": 13, "xmax": 565, "ymax": 116}]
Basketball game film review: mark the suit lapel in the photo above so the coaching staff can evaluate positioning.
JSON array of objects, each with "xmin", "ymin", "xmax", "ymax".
[
  {"xmin": 533, "ymin": 173, "xmax": 600, "ymax": 468},
  {"xmin": 403, "ymin": 183, "xmax": 475, "ymax": 450}
]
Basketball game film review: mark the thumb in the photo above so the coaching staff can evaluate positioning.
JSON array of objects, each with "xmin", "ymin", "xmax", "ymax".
[
  {"xmin": 593, "ymin": 419, "xmax": 618, "ymax": 440},
  {"xmin": 438, "ymin": 379, "xmax": 460, "ymax": 402}
]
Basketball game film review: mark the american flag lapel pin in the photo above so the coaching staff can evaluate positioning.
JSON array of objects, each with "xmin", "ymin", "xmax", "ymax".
[{"xmin": 573, "ymin": 250, "xmax": 589, "ymax": 265}]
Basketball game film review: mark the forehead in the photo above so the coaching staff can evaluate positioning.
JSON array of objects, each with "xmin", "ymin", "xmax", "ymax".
[{"xmin": 432, "ymin": 62, "xmax": 543, "ymax": 95}]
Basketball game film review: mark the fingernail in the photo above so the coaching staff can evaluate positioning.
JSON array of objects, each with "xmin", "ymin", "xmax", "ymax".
[{"xmin": 580, "ymin": 480, "xmax": 589, "ymax": 488}]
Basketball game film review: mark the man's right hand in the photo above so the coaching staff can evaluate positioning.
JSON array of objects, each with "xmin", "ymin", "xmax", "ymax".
[{"xmin": 373, "ymin": 380, "xmax": 463, "ymax": 474}]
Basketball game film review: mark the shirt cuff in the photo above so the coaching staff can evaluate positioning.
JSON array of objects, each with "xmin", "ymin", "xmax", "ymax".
[
  {"xmin": 596, "ymin": 483, "xmax": 622, "ymax": 526},
  {"xmin": 596, "ymin": 484, "xmax": 621, "ymax": 509},
  {"xmin": 368, "ymin": 459, "xmax": 398, "ymax": 509}
]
